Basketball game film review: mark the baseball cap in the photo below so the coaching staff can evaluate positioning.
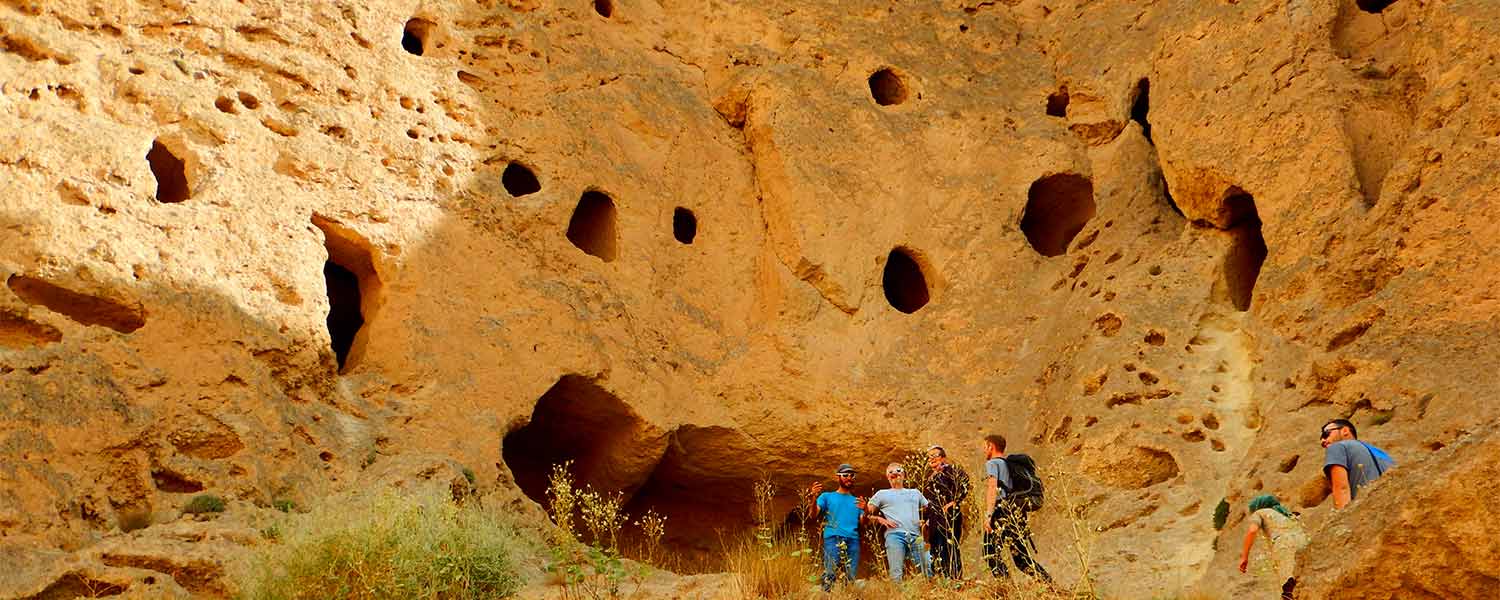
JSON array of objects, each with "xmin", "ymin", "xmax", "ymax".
[{"xmin": 835, "ymin": 464, "xmax": 856, "ymax": 475}]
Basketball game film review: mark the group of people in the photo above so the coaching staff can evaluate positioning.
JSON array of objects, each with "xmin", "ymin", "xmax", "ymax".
[
  {"xmin": 1237, "ymin": 418, "xmax": 1395, "ymax": 599},
  {"xmin": 801, "ymin": 419, "xmax": 1396, "ymax": 595},
  {"xmin": 805, "ymin": 434, "xmax": 1050, "ymax": 591}
]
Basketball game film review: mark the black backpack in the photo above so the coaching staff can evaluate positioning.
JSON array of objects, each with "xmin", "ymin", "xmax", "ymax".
[{"xmin": 1000, "ymin": 454, "xmax": 1044, "ymax": 513}]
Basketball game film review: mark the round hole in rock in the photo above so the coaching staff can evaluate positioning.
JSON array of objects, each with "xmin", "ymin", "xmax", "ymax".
[
  {"xmin": 1021, "ymin": 173, "xmax": 1096, "ymax": 257},
  {"xmin": 594, "ymin": 0, "xmax": 614, "ymax": 18},
  {"xmin": 1046, "ymin": 87, "xmax": 1069, "ymax": 117},
  {"xmin": 868, "ymin": 68, "xmax": 909, "ymax": 106},
  {"xmin": 313, "ymin": 215, "xmax": 381, "ymax": 373},
  {"xmin": 566, "ymin": 190, "xmax": 619, "ymax": 262},
  {"xmin": 1222, "ymin": 190, "xmax": 1266, "ymax": 312},
  {"xmin": 672, "ymin": 207, "xmax": 697, "ymax": 244},
  {"xmin": 146, "ymin": 140, "xmax": 189, "ymax": 204},
  {"xmin": 1356, "ymin": 0, "xmax": 1397, "ymax": 13},
  {"xmin": 502, "ymin": 162, "xmax": 541, "ymax": 197},
  {"xmin": 882, "ymin": 247, "xmax": 930, "ymax": 313},
  {"xmin": 402, "ymin": 18, "xmax": 434, "ymax": 56}
]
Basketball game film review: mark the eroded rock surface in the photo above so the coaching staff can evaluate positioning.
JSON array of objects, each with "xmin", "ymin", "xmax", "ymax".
[{"xmin": 2, "ymin": 0, "xmax": 1498, "ymax": 597}]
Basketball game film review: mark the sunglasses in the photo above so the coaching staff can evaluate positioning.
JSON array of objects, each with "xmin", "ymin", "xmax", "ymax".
[
  {"xmin": 837, "ymin": 473, "xmax": 856, "ymax": 478},
  {"xmin": 1320, "ymin": 427, "xmax": 1338, "ymax": 439}
]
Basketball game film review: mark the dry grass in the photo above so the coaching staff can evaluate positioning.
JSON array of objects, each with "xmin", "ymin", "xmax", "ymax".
[{"xmin": 237, "ymin": 488, "xmax": 536, "ymax": 600}]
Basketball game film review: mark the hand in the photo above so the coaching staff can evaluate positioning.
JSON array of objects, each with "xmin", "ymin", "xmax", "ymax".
[
  {"xmin": 878, "ymin": 517, "xmax": 896, "ymax": 529},
  {"xmin": 856, "ymin": 496, "xmax": 868, "ymax": 510},
  {"xmin": 1238, "ymin": 557, "xmax": 1248, "ymax": 573},
  {"xmin": 982, "ymin": 519, "xmax": 994, "ymax": 533},
  {"xmin": 943, "ymin": 502, "xmax": 956, "ymax": 512},
  {"xmin": 809, "ymin": 481, "xmax": 823, "ymax": 497}
]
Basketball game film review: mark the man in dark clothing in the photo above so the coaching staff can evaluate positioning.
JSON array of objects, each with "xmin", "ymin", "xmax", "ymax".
[
  {"xmin": 923, "ymin": 445, "xmax": 970, "ymax": 579},
  {"xmin": 981, "ymin": 434, "xmax": 1051, "ymax": 582}
]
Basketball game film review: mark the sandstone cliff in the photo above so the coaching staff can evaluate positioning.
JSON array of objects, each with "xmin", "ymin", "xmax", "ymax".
[{"xmin": 2, "ymin": 0, "xmax": 1498, "ymax": 597}]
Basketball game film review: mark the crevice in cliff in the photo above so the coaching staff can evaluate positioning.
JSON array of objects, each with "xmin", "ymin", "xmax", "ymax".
[
  {"xmin": 312, "ymin": 215, "xmax": 381, "ymax": 373},
  {"xmin": 1219, "ymin": 190, "xmax": 1266, "ymax": 312},
  {"xmin": 1130, "ymin": 78, "xmax": 1152, "ymax": 144},
  {"xmin": 1021, "ymin": 173, "xmax": 1096, "ymax": 257},
  {"xmin": 567, "ymin": 191, "xmax": 619, "ymax": 262},
  {"xmin": 5, "ymin": 275, "xmax": 145, "ymax": 333}
]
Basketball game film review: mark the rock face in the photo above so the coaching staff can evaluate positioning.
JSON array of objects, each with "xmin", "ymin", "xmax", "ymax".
[{"xmin": 1, "ymin": 0, "xmax": 1498, "ymax": 597}]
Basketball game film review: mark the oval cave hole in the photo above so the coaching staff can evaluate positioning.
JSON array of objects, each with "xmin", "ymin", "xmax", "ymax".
[
  {"xmin": 1222, "ymin": 190, "xmax": 1266, "ymax": 312},
  {"xmin": 868, "ymin": 68, "xmax": 909, "ymax": 106},
  {"xmin": 502, "ymin": 376, "xmax": 665, "ymax": 536},
  {"xmin": 882, "ymin": 247, "xmax": 930, "ymax": 314},
  {"xmin": 151, "ymin": 469, "xmax": 204, "ymax": 493},
  {"xmin": 313, "ymin": 216, "xmax": 381, "ymax": 372},
  {"xmin": 1356, "ymin": 0, "xmax": 1397, "ymax": 13},
  {"xmin": 1046, "ymin": 87, "xmax": 1069, "ymax": 117},
  {"xmin": 1130, "ymin": 78, "xmax": 1152, "ymax": 143},
  {"xmin": 402, "ymin": 18, "xmax": 434, "ymax": 56},
  {"xmin": 594, "ymin": 0, "xmax": 614, "ymax": 18},
  {"xmin": 147, "ymin": 139, "xmax": 189, "ymax": 203},
  {"xmin": 1021, "ymin": 173, "xmax": 1096, "ymax": 257},
  {"xmin": 502, "ymin": 162, "xmax": 541, "ymax": 197},
  {"xmin": 567, "ymin": 190, "xmax": 619, "ymax": 262},
  {"xmin": 672, "ymin": 207, "xmax": 697, "ymax": 244}
]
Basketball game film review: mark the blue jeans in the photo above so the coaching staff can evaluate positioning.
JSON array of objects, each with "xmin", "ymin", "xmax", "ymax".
[
  {"xmin": 821, "ymin": 535, "xmax": 859, "ymax": 591},
  {"xmin": 884, "ymin": 531, "xmax": 932, "ymax": 582}
]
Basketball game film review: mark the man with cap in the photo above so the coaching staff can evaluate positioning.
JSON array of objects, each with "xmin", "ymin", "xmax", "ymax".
[
  {"xmin": 867, "ymin": 462, "xmax": 933, "ymax": 582},
  {"xmin": 809, "ymin": 463, "xmax": 867, "ymax": 591}
]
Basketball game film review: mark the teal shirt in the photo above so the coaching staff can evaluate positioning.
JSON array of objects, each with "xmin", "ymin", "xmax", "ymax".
[{"xmin": 816, "ymin": 491, "xmax": 861, "ymax": 539}]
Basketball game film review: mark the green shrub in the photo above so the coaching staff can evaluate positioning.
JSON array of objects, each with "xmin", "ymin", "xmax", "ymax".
[
  {"xmin": 462, "ymin": 466, "xmax": 477, "ymax": 486},
  {"xmin": 1212, "ymin": 498, "xmax": 1230, "ymax": 530},
  {"xmin": 184, "ymin": 494, "xmax": 226, "ymax": 515},
  {"xmin": 272, "ymin": 499, "xmax": 297, "ymax": 513},
  {"xmin": 239, "ymin": 489, "xmax": 527, "ymax": 599}
]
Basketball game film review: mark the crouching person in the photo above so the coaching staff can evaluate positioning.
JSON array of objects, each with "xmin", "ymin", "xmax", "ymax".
[{"xmin": 868, "ymin": 463, "xmax": 933, "ymax": 582}]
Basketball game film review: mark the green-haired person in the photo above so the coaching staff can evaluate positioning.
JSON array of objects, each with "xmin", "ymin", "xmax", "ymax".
[{"xmin": 1237, "ymin": 494, "xmax": 1310, "ymax": 599}]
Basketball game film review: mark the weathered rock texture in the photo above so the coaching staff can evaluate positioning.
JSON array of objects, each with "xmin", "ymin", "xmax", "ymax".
[{"xmin": 2, "ymin": 0, "xmax": 1498, "ymax": 597}]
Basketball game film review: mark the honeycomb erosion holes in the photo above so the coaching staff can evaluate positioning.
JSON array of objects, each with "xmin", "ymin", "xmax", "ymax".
[
  {"xmin": 501, "ymin": 162, "xmax": 541, "ymax": 197},
  {"xmin": 312, "ymin": 216, "xmax": 381, "ymax": 372},
  {"xmin": 672, "ymin": 207, "xmax": 697, "ymax": 244},
  {"xmin": 1221, "ymin": 190, "xmax": 1267, "ymax": 312},
  {"xmin": 868, "ymin": 68, "xmax": 909, "ymax": 106},
  {"xmin": 1021, "ymin": 173, "xmax": 1097, "ymax": 257},
  {"xmin": 882, "ymin": 247, "xmax": 931, "ymax": 314},
  {"xmin": 5, "ymin": 275, "xmax": 145, "ymax": 333},
  {"xmin": 146, "ymin": 139, "xmax": 189, "ymax": 203},
  {"xmin": 567, "ymin": 190, "xmax": 619, "ymax": 262}
]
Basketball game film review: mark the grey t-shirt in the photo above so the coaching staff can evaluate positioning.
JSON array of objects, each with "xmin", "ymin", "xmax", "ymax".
[
  {"xmin": 869, "ymin": 488, "xmax": 928, "ymax": 535},
  {"xmin": 1324, "ymin": 440, "xmax": 1392, "ymax": 499},
  {"xmin": 985, "ymin": 457, "xmax": 1012, "ymax": 498}
]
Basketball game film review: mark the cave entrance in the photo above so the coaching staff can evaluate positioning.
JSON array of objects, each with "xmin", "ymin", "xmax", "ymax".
[
  {"xmin": 868, "ymin": 68, "xmax": 909, "ymax": 106},
  {"xmin": 672, "ymin": 207, "xmax": 697, "ymax": 244},
  {"xmin": 1221, "ymin": 190, "xmax": 1267, "ymax": 312},
  {"xmin": 1046, "ymin": 86, "xmax": 1069, "ymax": 117},
  {"xmin": 882, "ymin": 247, "xmax": 931, "ymax": 314},
  {"xmin": 567, "ymin": 191, "xmax": 619, "ymax": 262},
  {"xmin": 1356, "ymin": 0, "xmax": 1397, "ymax": 13},
  {"xmin": 502, "ymin": 162, "xmax": 541, "ymax": 197},
  {"xmin": 1021, "ymin": 173, "xmax": 1096, "ymax": 257},
  {"xmin": 147, "ymin": 139, "xmax": 189, "ymax": 203},
  {"xmin": 402, "ymin": 18, "xmax": 433, "ymax": 56},
  {"xmin": 1131, "ymin": 78, "xmax": 1153, "ymax": 143},
  {"xmin": 502, "ymin": 376, "xmax": 667, "ymax": 534},
  {"xmin": 312, "ymin": 216, "xmax": 381, "ymax": 372}
]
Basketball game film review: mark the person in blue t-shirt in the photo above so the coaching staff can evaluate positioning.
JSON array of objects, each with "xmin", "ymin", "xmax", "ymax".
[{"xmin": 808, "ymin": 463, "xmax": 867, "ymax": 591}]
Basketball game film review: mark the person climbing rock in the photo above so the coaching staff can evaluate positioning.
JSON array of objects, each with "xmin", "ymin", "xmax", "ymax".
[
  {"xmin": 1321, "ymin": 419, "xmax": 1395, "ymax": 509},
  {"xmin": 867, "ymin": 462, "xmax": 932, "ymax": 582},
  {"xmin": 923, "ymin": 445, "xmax": 970, "ymax": 579},
  {"xmin": 1237, "ymin": 494, "xmax": 1309, "ymax": 599},
  {"xmin": 980, "ymin": 434, "xmax": 1052, "ymax": 583},
  {"xmin": 808, "ymin": 463, "xmax": 866, "ymax": 591}
]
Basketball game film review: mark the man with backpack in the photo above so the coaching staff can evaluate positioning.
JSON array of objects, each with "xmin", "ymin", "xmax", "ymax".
[
  {"xmin": 980, "ymin": 434, "xmax": 1052, "ymax": 582},
  {"xmin": 1321, "ymin": 419, "xmax": 1395, "ymax": 509}
]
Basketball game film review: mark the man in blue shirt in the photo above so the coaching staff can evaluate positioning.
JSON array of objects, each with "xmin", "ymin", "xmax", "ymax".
[{"xmin": 809, "ymin": 463, "xmax": 866, "ymax": 591}]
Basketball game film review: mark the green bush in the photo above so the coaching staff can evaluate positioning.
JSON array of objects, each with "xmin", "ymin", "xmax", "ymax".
[
  {"xmin": 1212, "ymin": 498, "xmax": 1230, "ymax": 530},
  {"xmin": 239, "ymin": 489, "xmax": 527, "ymax": 599},
  {"xmin": 184, "ymin": 494, "xmax": 226, "ymax": 515},
  {"xmin": 272, "ymin": 499, "xmax": 297, "ymax": 513}
]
